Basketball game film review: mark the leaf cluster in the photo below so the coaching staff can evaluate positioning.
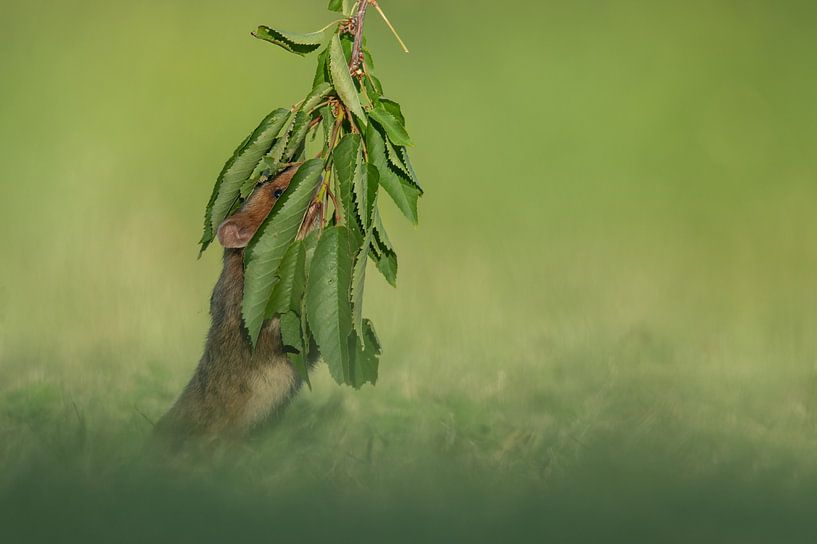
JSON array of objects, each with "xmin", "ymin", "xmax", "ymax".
[{"xmin": 198, "ymin": 1, "xmax": 420, "ymax": 389}]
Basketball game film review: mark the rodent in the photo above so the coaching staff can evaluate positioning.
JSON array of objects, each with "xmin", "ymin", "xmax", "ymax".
[{"xmin": 155, "ymin": 165, "xmax": 317, "ymax": 442}]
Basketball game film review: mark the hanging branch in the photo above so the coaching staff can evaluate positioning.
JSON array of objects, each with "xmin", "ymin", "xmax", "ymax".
[
  {"xmin": 197, "ymin": 1, "xmax": 421, "ymax": 389},
  {"xmin": 350, "ymin": 1, "xmax": 370, "ymax": 74}
]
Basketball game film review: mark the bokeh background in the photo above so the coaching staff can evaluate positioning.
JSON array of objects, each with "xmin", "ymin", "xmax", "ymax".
[{"xmin": 2, "ymin": 0, "xmax": 817, "ymax": 541}]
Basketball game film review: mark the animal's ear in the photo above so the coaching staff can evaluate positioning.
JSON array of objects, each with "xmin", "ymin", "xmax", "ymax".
[{"xmin": 217, "ymin": 217, "xmax": 255, "ymax": 248}]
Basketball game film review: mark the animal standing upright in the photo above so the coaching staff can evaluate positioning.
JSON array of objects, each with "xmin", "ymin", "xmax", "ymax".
[{"xmin": 156, "ymin": 166, "xmax": 317, "ymax": 441}]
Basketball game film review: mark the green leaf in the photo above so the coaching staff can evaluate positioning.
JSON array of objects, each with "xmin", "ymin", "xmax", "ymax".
[
  {"xmin": 400, "ymin": 146, "xmax": 423, "ymax": 193},
  {"xmin": 363, "ymin": 74, "xmax": 383, "ymax": 103},
  {"xmin": 349, "ymin": 319, "xmax": 381, "ymax": 388},
  {"xmin": 380, "ymin": 99, "xmax": 405, "ymax": 125},
  {"xmin": 302, "ymin": 228, "xmax": 321, "ymax": 269},
  {"xmin": 239, "ymin": 110, "xmax": 306, "ymax": 200},
  {"xmin": 333, "ymin": 133, "xmax": 361, "ymax": 189},
  {"xmin": 200, "ymin": 108, "xmax": 289, "ymax": 253},
  {"xmin": 300, "ymin": 228, "xmax": 321, "ymax": 366},
  {"xmin": 280, "ymin": 311, "xmax": 303, "ymax": 352},
  {"xmin": 369, "ymin": 104, "xmax": 412, "ymax": 147},
  {"xmin": 355, "ymin": 163, "xmax": 379, "ymax": 230},
  {"xmin": 239, "ymin": 169, "xmax": 268, "ymax": 201},
  {"xmin": 280, "ymin": 311, "xmax": 310, "ymax": 388},
  {"xmin": 243, "ymin": 159, "xmax": 324, "ymax": 346},
  {"xmin": 362, "ymin": 47, "xmax": 375, "ymax": 71},
  {"xmin": 284, "ymin": 110, "xmax": 311, "ymax": 161},
  {"xmin": 373, "ymin": 209, "xmax": 394, "ymax": 253},
  {"xmin": 328, "ymin": 0, "xmax": 355, "ymax": 15},
  {"xmin": 265, "ymin": 240, "xmax": 306, "ymax": 318},
  {"xmin": 302, "ymin": 82, "xmax": 333, "ymax": 112},
  {"xmin": 329, "ymin": 34, "xmax": 367, "ymax": 126},
  {"xmin": 350, "ymin": 166, "xmax": 379, "ymax": 334},
  {"xmin": 306, "ymin": 225, "xmax": 357, "ymax": 384},
  {"xmin": 385, "ymin": 138, "xmax": 410, "ymax": 178},
  {"xmin": 372, "ymin": 209, "xmax": 397, "ymax": 287},
  {"xmin": 374, "ymin": 247, "xmax": 397, "ymax": 287},
  {"xmin": 255, "ymin": 105, "xmax": 312, "ymax": 184},
  {"xmin": 350, "ymin": 245, "xmax": 368, "ymax": 335},
  {"xmin": 313, "ymin": 48, "xmax": 330, "ymax": 87},
  {"xmin": 340, "ymin": 33, "xmax": 354, "ymax": 60},
  {"xmin": 383, "ymin": 141, "xmax": 423, "ymax": 194},
  {"xmin": 350, "ymin": 172, "xmax": 377, "ymax": 336},
  {"xmin": 333, "ymin": 133, "xmax": 361, "ymax": 225},
  {"xmin": 366, "ymin": 125, "xmax": 420, "ymax": 224},
  {"xmin": 253, "ymin": 26, "xmax": 328, "ymax": 56},
  {"xmin": 319, "ymin": 104, "xmax": 335, "ymax": 152},
  {"xmin": 351, "ymin": 157, "xmax": 366, "ymax": 228},
  {"xmin": 265, "ymin": 112, "xmax": 296, "ymax": 166}
]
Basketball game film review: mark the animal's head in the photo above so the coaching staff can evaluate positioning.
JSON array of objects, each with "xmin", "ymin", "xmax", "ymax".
[{"xmin": 217, "ymin": 165, "xmax": 300, "ymax": 249}]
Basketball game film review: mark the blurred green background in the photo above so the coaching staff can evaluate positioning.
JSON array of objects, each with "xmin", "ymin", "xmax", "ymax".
[{"xmin": 2, "ymin": 0, "xmax": 817, "ymax": 541}]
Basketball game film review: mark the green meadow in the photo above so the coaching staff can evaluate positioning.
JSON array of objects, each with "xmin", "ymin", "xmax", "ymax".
[{"xmin": 2, "ymin": 1, "xmax": 817, "ymax": 541}]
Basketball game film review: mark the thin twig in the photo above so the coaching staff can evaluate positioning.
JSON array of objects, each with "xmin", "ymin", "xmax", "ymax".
[
  {"xmin": 309, "ymin": 100, "xmax": 331, "ymax": 114},
  {"xmin": 308, "ymin": 115, "xmax": 323, "ymax": 130},
  {"xmin": 345, "ymin": 105, "xmax": 361, "ymax": 134},
  {"xmin": 371, "ymin": 1, "xmax": 409, "ymax": 53},
  {"xmin": 297, "ymin": 200, "xmax": 322, "ymax": 240},
  {"xmin": 299, "ymin": 1, "xmax": 405, "ymax": 235},
  {"xmin": 329, "ymin": 114, "xmax": 344, "ymax": 150},
  {"xmin": 319, "ymin": 18, "xmax": 347, "ymax": 33},
  {"xmin": 349, "ymin": 0, "xmax": 370, "ymax": 74},
  {"xmin": 327, "ymin": 187, "xmax": 342, "ymax": 224}
]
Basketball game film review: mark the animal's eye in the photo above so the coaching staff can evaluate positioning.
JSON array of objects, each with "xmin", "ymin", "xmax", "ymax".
[{"xmin": 273, "ymin": 188, "xmax": 284, "ymax": 198}]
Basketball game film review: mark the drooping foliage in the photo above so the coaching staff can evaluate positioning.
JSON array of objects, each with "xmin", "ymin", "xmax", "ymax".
[{"xmin": 199, "ymin": 1, "xmax": 420, "ymax": 388}]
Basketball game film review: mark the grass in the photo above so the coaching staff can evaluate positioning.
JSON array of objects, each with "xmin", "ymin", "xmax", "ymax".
[{"xmin": 2, "ymin": 0, "xmax": 817, "ymax": 541}]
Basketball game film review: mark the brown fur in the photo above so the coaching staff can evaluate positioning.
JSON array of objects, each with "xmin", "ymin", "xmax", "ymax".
[
  {"xmin": 156, "ymin": 166, "xmax": 315, "ymax": 441},
  {"xmin": 217, "ymin": 167, "xmax": 299, "ymax": 249}
]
